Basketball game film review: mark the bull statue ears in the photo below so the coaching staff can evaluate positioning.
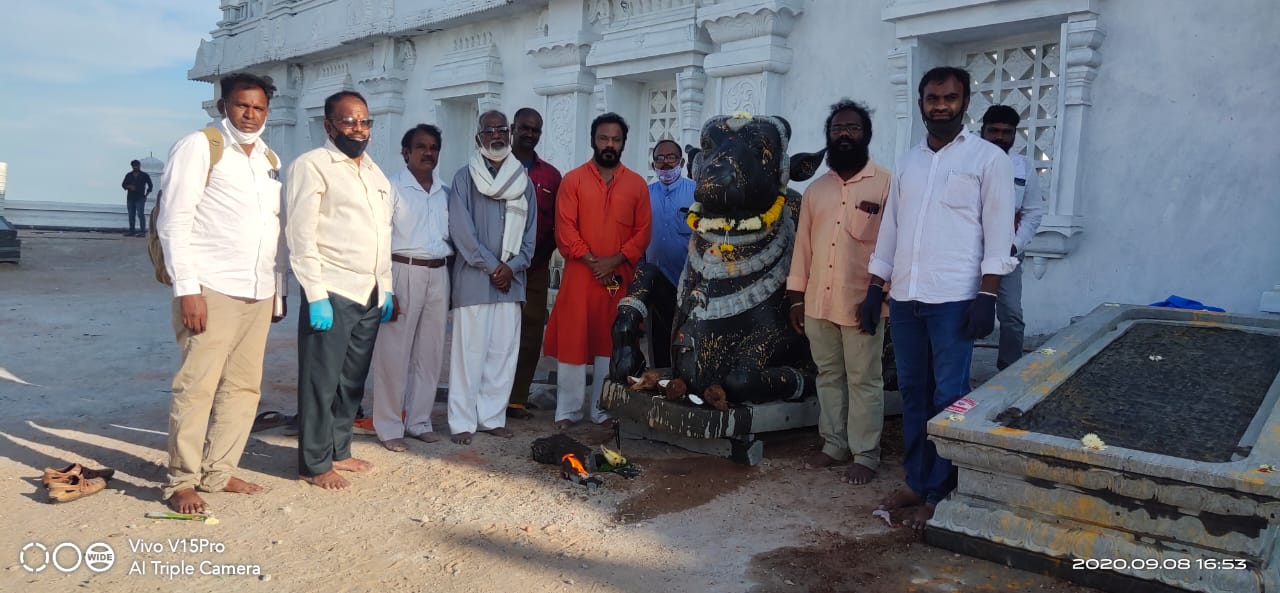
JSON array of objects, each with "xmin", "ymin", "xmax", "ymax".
[
  {"xmin": 790, "ymin": 149, "xmax": 828, "ymax": 183},
  {"xmin": 685, "ymin": 144, "xmax": 700, "ymax": 180}
]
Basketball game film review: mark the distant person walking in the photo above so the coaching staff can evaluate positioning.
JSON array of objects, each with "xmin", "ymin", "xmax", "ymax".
[{"xmin": 122, "ymin": 159, "xmax": 153, "ymax": 236}]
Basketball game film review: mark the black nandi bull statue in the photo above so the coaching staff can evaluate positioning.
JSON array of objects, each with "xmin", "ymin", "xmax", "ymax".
[{"xmin": 608, "ymin": 112, "xmax": 828, "ymax": 410}]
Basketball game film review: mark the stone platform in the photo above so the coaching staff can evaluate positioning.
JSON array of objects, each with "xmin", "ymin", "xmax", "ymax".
[
  {"xmin": 925, "ymin": 304, "xmax": 1280, "ymax": 593},
  {"xmin": 601, "ymin": 375, "xmax": 902, "ymax": 465}
]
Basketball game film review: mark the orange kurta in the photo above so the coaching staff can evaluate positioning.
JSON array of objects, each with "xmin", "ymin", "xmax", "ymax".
[{"xmin": 544, "ymin": 161, "xmax": 652, "ymax": 365}]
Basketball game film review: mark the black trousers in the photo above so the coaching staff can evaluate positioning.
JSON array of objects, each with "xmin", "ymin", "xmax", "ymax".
[
  {"xmin": 127, "ymin": 197, "xmax": 147, "ymax": 232},
  {"xmin": 297, "ymin": 290, "xmax": 381, "ymax": 476}
]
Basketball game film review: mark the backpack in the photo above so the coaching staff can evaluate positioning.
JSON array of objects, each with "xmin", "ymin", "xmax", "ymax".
[{"xmin": 148, "ymin": 127, "xmax": 280, "ymax": 285}]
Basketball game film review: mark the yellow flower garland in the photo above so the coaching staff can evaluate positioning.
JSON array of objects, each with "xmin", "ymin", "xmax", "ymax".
[{"xmin": 686, "ymin": 195, "xmax": 786, "ymax": 256}]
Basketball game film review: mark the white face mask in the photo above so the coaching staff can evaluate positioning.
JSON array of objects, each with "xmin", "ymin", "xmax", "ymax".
[
  {"xmin": 479, "ymin": 143, "xmax": 511, "ymax": 163},
  {"xmin": 221, "ymin": 117, "xmax": 264, "ymax": 145}
]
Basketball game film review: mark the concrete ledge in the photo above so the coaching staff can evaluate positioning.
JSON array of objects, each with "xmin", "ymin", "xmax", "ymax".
[{"xmin": 5, "ymin": 200, "xmax": 134, "ymax": 231}]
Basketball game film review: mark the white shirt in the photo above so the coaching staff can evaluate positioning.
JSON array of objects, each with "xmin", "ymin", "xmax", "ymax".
[
  {"xmin": 285, "ymin": 140, "xmax": 393, "ymax": 307},
  {"xmin": 389, "ymin": 168, "xmax": 452, "ymax": 259},
  {"xmin": 869, "ymin": 131, "xmax": 1019, "ymax": 304},
  {"xmin": 158, "ymin": 121, "xmax": 284, "ymax": 300},
  {"xmin": 1010, "ymin": 153, "xmax": 1044, "ymax": 254}
]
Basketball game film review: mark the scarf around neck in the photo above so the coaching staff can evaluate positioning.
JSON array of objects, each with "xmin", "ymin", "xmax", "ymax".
[{"xmin": 468, "ymin": 150, "xmax": 529, "ymax": 262}]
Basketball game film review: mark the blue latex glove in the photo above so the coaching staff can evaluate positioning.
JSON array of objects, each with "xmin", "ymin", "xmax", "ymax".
[
  {"xmin": 962, "ymin": 292, "xmax": 998, "ymax": 340},
  {"xmin": 379, "ymin": 291, "xmax": 393, "ymax": 323},
  {"xmin": 856, "ymin": 284, "xmax": 885, "ymax": 335},
  {"xmin": 309, "ymin": 298, "xmax": 334, "ymax": 331}
]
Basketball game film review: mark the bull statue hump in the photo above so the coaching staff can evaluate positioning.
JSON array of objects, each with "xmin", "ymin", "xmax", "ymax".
[{"xmin": 609, "ymin": 112, "xmax": 825, "ymax": 409}]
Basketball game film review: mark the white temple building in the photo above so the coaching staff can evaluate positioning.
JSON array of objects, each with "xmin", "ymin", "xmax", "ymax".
[{"xmin": 185, "ymin": 0, "xmax": 1280, "ymax": 334}]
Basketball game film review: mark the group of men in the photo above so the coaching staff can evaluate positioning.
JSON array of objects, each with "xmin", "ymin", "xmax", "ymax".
[
  {"xmin": 150, "ymin": 65, "xmax": 1042, "ymax": 527},
  {"xmin": 153, "ymin": 72, "xmax": 663, "ymax": 511},
  {"xmin": 787, "ymin": 66, "xmax": 1043, "ymax": 529}
]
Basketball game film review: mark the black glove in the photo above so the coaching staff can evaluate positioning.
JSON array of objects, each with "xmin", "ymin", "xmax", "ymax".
[
  {"xmin": 857, "ymin": 284, "xmax": 885, "ymax": 335},
  {"xmin": 962, "ymin": 292, "xmax": 998, "ymax": 340}
]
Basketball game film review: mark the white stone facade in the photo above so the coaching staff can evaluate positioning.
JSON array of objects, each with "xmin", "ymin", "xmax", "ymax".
[{"xmin": 186, "ymin": 0, "xmax": 1280, "ymax": 334}]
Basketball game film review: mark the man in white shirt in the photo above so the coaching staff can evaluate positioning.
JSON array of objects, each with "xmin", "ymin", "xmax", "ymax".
[
  {"xmin": 157, "ymin": 73, "xmax": 286, "ymax": 513},
  {"xmin": 979, "ymin": 105, "xmax": 1044, "ymax": 370},
  {"xmin": 368, "ymin": 124, "xmax": 451, "ymax": 451},
  {"xmin": 860, "ymin": 67, "xmax": 1018, "ymax": 529},
  {"xmin": 286, "ymin": 91, "xmax": 394, "ymax": 490}
]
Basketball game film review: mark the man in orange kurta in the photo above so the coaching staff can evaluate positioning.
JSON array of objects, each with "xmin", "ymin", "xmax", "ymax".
[{"xmin": 544, "ymin": 113, "xmax": 651, "ymax": 430}]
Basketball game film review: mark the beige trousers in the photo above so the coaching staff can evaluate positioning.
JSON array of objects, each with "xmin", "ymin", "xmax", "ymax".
[
  {"xmin": 164, "ymin": 287, "xmax": 272, "ymax": 499},
  {"xmin": 805, "ymin": 315, "xmax": 885, "ymax": 470}
]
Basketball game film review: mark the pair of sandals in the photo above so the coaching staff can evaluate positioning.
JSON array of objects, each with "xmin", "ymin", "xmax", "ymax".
[{"xmin": 42, "ymin": 463, "xmax": 115, "ymax": 503}]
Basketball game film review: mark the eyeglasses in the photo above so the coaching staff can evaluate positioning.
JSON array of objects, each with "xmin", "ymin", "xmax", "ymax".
[
  {"xmin": 652, "ymin": 154, "xmax": 682, "ymax": 165},
  {"xmin": 330, "ymin": 117, "xmax": 374, "ymax": 130},
  {"xmin": 479, "ymin": 126, "xmax": 510, "ymax": 136},
  {"xmin": 829, "ymin": 123, "xmax": 863, "ymax": 134}
]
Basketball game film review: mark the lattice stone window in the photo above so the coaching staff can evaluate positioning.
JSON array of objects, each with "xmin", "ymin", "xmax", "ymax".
[
  {"xmin": 647, "ymin": 85, "xmax": 680, "ymax": 155},
  {"xmin": 959, "ymin": 37, "xmax": 1060, "ymax": 202}
]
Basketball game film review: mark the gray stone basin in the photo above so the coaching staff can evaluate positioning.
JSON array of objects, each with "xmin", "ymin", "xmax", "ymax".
[{"xmin": 926, "ymin": 304, "xmax": 1280, "ymax": 592}]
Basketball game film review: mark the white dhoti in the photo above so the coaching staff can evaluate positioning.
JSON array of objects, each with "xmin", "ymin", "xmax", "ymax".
[
  {"xmin": 369, "ymin": 262, "xmax": 450, "ymax": 440},
  {"xmin": 555, "ymin": 357, "xmax": 611, "ymax": 424},
  {"xmin": 448, "ymin": 302, "xmax": 521, "ymax": 434}
]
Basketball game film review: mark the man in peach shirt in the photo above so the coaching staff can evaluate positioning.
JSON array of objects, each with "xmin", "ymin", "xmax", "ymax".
[{"xmin": 786, "ymin": 99, "xmax": 890, "ymax": 485}]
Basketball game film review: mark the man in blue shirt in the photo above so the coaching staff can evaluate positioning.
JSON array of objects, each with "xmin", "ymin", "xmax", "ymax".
[{"xmin": 643, "ymin": 139, "xmax": 695, "ymax": 368}]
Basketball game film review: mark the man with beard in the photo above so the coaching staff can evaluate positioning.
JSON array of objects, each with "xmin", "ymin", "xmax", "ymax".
[
  {"xmin": 863, "ymin": 67, "xmax": 1017, "ymax": 528},
  {"xmin": 643, "ymin": 139, "xmax": 695, "ymax": 369},
  {"xmin": 368, "ymin": 124, "xmax": 451, "ymax": 452},
  {"xmin": 786, "ymin": 99, "xmax": 890, "ymax": 485},
  {"xmin": 979, "ymin": 105, "xmax": 1043, "ymax": 370},
  {"xmin": 286, "ymin": 90, "xmax": 394, "ymax": 490},
  {"xmin": 157, "ymin": 73, "xmax": 285, "ymax": 512},
  {"xmin": 507, "ymin": 107, "xmax": 561, "ymax": 420},
  {"xmin": 446, "ymin": 110, "xmax": 537, "ymax": 445},
  {"xmin": 544, "ymin": 113, "xmax": 651, "ymax": 431}
]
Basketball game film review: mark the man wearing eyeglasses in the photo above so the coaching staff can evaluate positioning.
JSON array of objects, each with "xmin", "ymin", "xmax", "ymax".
[
  {"xmin": 445, "ymin": 110, "xmax": 538, "ymax": 445},
  {"xmin": 285, "ymin": 90, "xmax": 394, "ymax": 490},
  {"xmin": 643, "ymin": 139, "xmax": 695, "ymax": 368},
  {"xmin": 786, "ymin": 99, "xmax": 890, "ymax": 486}
]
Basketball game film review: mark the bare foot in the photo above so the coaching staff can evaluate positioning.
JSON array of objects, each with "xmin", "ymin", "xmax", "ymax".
[
  {"xmin": 380, "ymin": 438, "xmax": 409, "ymax": 452},
  {"xmin": 409, "ymin": 431, "xmax": 441, "ymax": 443},
  {"xmin": 301, "ymin": 470, "xmax": 350, "ymax": 490},
  {"xmin": 451, "ymin": 431, "xmax": 473, "ymax": 445},
  {"xmin": 904, "ymin": 503, "xmax": 937, "ymax": 530},
  {"xmin": 222, "ymin": 476, "xmax": 263, "ymax": 494},
  {"xmin": 842, "ymin": 464, "xmax": 876, "ymax": 485},
  {"xmin": 803, "ymin": 451, "xmax": 838, "ymax": 469},
  {"xmin": 878, "ymin": 487, "xmax": 924, "ymax": 512},
  {"xmin": 482, "ymin": 427, "xmax": 515, "ymax": 438},
  {"xmin": 332, "ymin": 457, "xmax": 374, "ymax": 473},
  {"xmin": 166, "ymin": 488, "xmax": 207, "ymax": 513},
  {"xmin": 554, "ymin": 420, "xmax": 572, "ymax": 432}
]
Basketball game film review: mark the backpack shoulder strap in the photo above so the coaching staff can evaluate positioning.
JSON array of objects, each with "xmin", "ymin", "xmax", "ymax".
[
  {"xmin": 265, "ymin": 148, "xmax": 280, "ymax": 171},
  {"xmin": 201, "ymin": 127, "xmax": 224, "ymax": 186}
]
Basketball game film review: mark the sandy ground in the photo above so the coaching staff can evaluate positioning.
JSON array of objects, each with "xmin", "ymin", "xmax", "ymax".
[{"xmin": 0, "ymin": 230, "xmax": 1093, "ymax": 593}]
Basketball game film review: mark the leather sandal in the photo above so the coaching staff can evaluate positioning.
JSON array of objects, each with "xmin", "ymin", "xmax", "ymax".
[
  {"xmin": 47, "ymin": 475, "xmax": 107, "ymax": 503},
  {"xmin": 41, "ymin": 463, "xmax": 115, "ymax": 487}
]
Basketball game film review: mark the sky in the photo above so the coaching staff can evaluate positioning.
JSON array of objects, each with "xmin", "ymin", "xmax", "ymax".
[{"xmin": 0, "ymin": 2, "xmax": 222, "ymax": 205}]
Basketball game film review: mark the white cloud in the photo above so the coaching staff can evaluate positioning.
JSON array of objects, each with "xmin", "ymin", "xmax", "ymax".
[{"xmin": 0, "ymin": 1, "xmax": 220, "ymax": 83}]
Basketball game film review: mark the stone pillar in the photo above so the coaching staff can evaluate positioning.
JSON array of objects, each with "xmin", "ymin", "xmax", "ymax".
[
  {"xmin": 0, "ymin": 162, "xmax": 19, "ymax": 262},
  {"xmin": 676, "ymin": 66, "xmax": 707, "ymax": 150},
  {"xmin": 357, "ymin": 38, "xmax": 412, "ymax": 169},
  {"xmin": 264, "ymin": 93, "xmax": 298, "ymax": 168},
  {"xmin": 698, "ymin": 0, "xmax": 804, "ymax": 117},
  {"xmin": 527, "ymin": 33, "xmax": 598, "ymax": 171},
  {"xmin": 885, "ymin": 38, "xmax": 946, "ymax": 170}
]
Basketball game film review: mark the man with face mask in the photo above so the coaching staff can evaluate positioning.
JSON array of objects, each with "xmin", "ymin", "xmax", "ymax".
[
  {"xmin": 642, "ymin": 139, "xmax": 695, "ymax": 369},
  {"xmin": 785, "ymin": 99, "xmax": 890, "ymax": 486},
  {"xmin": 445, "ymin": 110, "xmax": 538, "ymax": 445},
  {"xmin": 285, "ymin": 90, "xmax": 394, "ymax": 490},
  {"xmin": 544, "ymin": 113, "xmax": 651, "ymax": 431},
  {"xmin": 980, "ymin": 105, "xmax": 1044, "ymax": 371},
  {"xmin": 861, "ymin": 67, "xmax": 1017, "ymax": 529},
  {"xmin": 157, "ymin": 73, "xmax": 286, "ymax": 513}
]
